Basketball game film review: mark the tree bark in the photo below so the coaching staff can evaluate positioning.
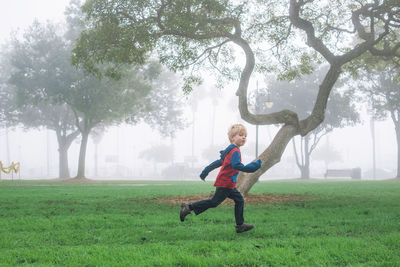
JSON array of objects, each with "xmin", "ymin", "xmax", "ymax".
[
  {"xmin": 76, "ymin": 130, "xmax": 90, "ymax": 179},
  {"xmin": 236, "ymin": 125, "xmax": 298, "ymax": 195},
  {"xmin": 300, "ymin": 166, "xmax": 310, "ymax": 180},
  {"xmin": 393, "ymin": 116, "xmax": 400, "ymax": 178},
  {"xmin": 302, "ymin": 136, "xmax": 310, "ymax": 179},
  {"xmin": 94, "ymin": 143, "xmax": 98, "ymax": 177},
  {"xmin": 55, "ymin": 129, "xmax": 80, "ymax": 178},
  {"xmin": 59, "ymin": 146, "xmax": 70, "ymax": 178},
  {"xmin": 293, "ymin": 135, "xmax": 311, "ymax": 179}
]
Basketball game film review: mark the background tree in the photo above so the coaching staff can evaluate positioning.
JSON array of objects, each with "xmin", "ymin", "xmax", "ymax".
[
  {"xmin": 140, "ymin": 69, "xmax": 187, "ymax": 137},
  {"xmin": 3, "ymin": 22, "xmax": 80, "ymax": 178},
  {"xmin": 90, "ymin": 127, "xmax": 105, "ymax": 178},
  {"xmin": 312, "ymin": 140, "xmax": 343, "ymax": 171},
  {"xmin": 356, "ymin": 65, "xmax": 400, "ymax": 178},
  {"xmin": 140, "ymin": 144, "xmax": 174, "ymax": 172},
  {"xmin": 202, "ymin": 144, "xmax": 224, "ymax": 163},
  {"xmin": 0, "ymin": 45, "xmax": 15, "ymax": 126},
  {"xmin": 0, "ymin": 44, "xmax": 18, "ymax": 164},
  {"xmin": 73, "ymin": 0, "xmax": 400, "ymax": 194}
]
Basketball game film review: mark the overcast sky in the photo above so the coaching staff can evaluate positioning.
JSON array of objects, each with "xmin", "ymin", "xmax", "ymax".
[{"xmin": 0, "ymin": 0, "xmax": 70, "ymax": 42}]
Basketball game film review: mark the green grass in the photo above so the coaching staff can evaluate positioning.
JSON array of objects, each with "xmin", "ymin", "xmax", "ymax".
[{"xmin": 1, "ymin": 179, "xmax": 400, "ymax": 266}]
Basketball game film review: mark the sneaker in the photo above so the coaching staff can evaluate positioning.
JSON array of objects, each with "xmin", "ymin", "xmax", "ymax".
[
  {"xmin": 180, "ymin": 203, "xmax": 191, "ymax": 222},
  {"xmin": 236, "ymin": 223, "xmax": 254, "ymax": 233}
]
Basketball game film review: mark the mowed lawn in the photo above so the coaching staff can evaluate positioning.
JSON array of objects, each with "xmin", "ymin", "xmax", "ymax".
[{"xmin": 0, "ymin": 179, "xmax": 400, "ymax": 266}]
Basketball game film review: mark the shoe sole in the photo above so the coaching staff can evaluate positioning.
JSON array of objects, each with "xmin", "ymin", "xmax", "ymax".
[{"xmin": 236, "ymin": 226, "xmax": 254, "ymax": 233}]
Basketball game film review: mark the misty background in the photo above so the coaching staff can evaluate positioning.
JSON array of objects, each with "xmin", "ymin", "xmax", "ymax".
[{"xmin": 0, "ymin": 0, "xmax": 397, "ymax": 180}]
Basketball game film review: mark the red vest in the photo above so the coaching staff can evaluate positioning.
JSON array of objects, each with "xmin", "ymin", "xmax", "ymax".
[{"xmin": 214, "ymin": 147, "xmax": 240, "ymax": 189}]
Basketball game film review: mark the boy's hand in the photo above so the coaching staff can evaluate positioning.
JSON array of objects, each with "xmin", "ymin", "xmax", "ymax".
[
  {"xmin": 200, "ymin": 172, "xmax": 207, "ymax": 181},
  {"xmin": 256, "ymin": 160, "xmax": 262, "ymax": 169}
]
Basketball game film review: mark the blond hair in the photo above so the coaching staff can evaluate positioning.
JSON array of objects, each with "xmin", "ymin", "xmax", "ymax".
[{"xmin": 228, "ymin": 124, "xmax": 247, "ymax": 143}]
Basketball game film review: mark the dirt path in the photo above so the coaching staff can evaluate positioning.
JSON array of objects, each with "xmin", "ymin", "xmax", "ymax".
[{"xmin": 159, "ymin": 193, "xmax": 309, "ymax": 206}]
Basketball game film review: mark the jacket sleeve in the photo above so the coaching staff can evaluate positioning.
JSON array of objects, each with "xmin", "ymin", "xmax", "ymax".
[
  {"xmin": 231, "ymin": 151, "xmax": 261, "ymax": 173},
  {"xmin": 200, "ymin": 159, "xmax": 222, "ymax": 179}
]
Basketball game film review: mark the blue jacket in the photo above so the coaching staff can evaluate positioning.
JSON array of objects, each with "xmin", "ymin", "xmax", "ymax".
[{"xmin": 200, "ymin": 144, "xmax": 262, "ymax": 187}]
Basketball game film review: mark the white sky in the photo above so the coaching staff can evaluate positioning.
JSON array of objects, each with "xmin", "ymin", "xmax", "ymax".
[
  {"xmin": 0, "ymin": 0, "xmax": 70, "ymax": 42},
  {"xmin": 0, "ymin": 0, "xmax": 397, "ymax": 180}
]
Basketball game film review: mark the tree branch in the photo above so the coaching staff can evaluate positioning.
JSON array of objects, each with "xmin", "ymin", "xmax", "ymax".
[
  {"xmin": 289, "ymin": 0, "xmax": 336, "ymax": 63},
  {"xmin": 309, "ymin": 130, "xmax": 329, "ymax": 154}
]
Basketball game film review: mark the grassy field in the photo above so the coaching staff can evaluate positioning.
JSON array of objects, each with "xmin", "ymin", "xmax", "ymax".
[{"xmin": 0, "ymin": 179, "xmax": 399, "ymax": 266}]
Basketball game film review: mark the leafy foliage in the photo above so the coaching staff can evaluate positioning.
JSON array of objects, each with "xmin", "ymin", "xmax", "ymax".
[
  {"xmin": 357, "ymin": 66, "xmax": 400, "ymax": 121},
  {"xmin": 6, "ymin": 22, "xmax": 79, "ymax": 131}
]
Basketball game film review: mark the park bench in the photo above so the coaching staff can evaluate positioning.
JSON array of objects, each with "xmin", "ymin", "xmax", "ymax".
[{"xmin": 324, "ymin": 168, "xmax": 361, "ymax": 179}]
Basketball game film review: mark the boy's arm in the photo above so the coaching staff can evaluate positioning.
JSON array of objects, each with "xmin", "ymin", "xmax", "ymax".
[
  {"xmin": 231, "ymin": 151, "xmax": 262, "ymax": 173},
  {"xmin": 200, "ymin": 159, "xmax": 222, "ymax": 180}
]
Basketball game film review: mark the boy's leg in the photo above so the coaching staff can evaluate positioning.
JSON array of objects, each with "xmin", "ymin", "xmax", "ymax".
[
  {"xmin": 228, "ymin": 188, "xmax": 254, "ymax": 233},
  {"xmin": 228, "ymin": 188, "xmax": 245, "ymax": 225},
  {"xmin": 190, "ymin": 187, "xmax": 229, "ymax": 215}
]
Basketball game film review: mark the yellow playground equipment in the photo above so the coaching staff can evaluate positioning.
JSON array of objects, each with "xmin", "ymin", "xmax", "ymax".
[{"xmin": 0, "ymin": 161, "xmax": 20, "ymax": 180}]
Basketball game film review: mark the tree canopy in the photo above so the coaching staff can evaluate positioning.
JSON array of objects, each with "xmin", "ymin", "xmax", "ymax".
[
  {"xmin": 1, "ymin": 22, "xmax": 80, "ymax": 178},
  {"xmin": 73, "ymin": 0, "xmax": 399, "ymax": 130}
]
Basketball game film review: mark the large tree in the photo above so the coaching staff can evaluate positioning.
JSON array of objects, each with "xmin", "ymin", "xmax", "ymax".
[
  {"xmin": 2, "ymin": 23, "xmax": 80, "ymax": 178},
  {"xmin": 73, "ymin": 0, "xmax": 400, "ymax": 194}
]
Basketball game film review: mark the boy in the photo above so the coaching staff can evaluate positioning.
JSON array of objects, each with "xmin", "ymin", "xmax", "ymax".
[{"xmin": 180, "ymin": 124, "xmax": 262, "ymax": 233}]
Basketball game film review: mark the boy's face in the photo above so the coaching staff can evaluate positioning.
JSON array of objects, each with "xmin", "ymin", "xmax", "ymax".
[{"xmin": 231, "ymin": 131, "xmax": 247, "ymax": 147}]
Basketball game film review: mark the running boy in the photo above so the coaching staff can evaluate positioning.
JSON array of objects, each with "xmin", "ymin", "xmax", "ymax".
[{"xmin": 180, "ymin": 124, "xmax": 262, "ymax": 233}]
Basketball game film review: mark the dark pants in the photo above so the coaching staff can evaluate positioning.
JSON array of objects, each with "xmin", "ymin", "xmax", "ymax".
[{"xmin": 191, "ymin": 187, "xmax": 244, "ymax": 225}]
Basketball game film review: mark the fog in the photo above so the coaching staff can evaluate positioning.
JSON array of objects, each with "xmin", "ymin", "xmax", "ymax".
[{"xmin": 0, "ymin": 1, "xmax": 397, "ymax": 180}]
